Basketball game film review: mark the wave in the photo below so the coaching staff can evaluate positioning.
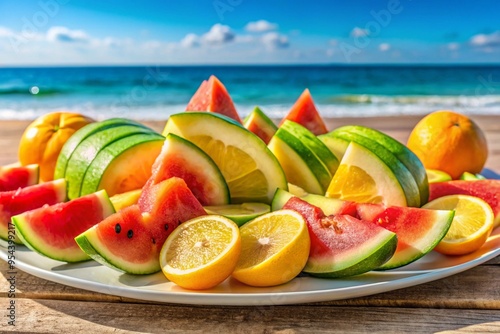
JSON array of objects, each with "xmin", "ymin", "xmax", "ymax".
[
  {"xmin": 0, "ymin": 86, "xmax": 66, "ymax": 96},
  {"xmin": 328, "ymin": 94, "xmax": 500, "ymax": 107}
]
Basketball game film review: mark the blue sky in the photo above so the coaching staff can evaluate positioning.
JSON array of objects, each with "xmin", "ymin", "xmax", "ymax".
[{"xmin": 1, "ymin": 0, "xmax": 499, "ymax": 65}]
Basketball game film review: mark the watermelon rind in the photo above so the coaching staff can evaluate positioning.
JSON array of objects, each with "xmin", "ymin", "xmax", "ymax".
[
  {"xmin": 243, "ymin": 106, "xmax": 277, "ymax": 143},
  {"xmin": 325, "ymin": 129, "xmax": 421, "ymax": 207},
  {"xmin": 304, "ymin": 227, "xmax": 398, "ymax": 278},
  {"xmin": 13, "ymin": 189, "xmax": 114, "ymax": 263},
  {"xmin": 55, "ymin": 118, "xmax": 152, "ymax": 180},
  {"xmin": 65, "ymin": 125, "xmax": 156, "ymax": 200}
]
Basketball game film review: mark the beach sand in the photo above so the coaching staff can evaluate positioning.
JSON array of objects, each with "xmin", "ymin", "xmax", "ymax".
[{"xmin": 1, "ymin": 115, "xmax": 500, "ymax": 173}]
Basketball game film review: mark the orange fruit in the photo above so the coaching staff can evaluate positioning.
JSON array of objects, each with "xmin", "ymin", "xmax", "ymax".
[
  {"xmin": 407, "ymin": 110, "xmax": 488, "ymax": 180},
  {"xmin": 18, "ymin": 112, "xmax": 94, "ymax": 182}
]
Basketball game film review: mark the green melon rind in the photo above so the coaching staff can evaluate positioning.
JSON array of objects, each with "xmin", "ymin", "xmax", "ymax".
[
  {"xmin": 65, "ymin": 125, "xmax": 156, "ymax": 200},
  {"xmin": 317, "ymin": 135, "xmax": 350, "ymax": 162},
  {"xmin": 268, "ymin": 136, "xmax": 323, "ymax": 195},
  {"xmin": 327, "ymin": 129, "xmax": 421, "ymax": 207},
  {"xmin": 304, "ymin": 231, "xmax": 397, "ymax": 278},
  {"xmin": 281, "ymin": 120, "xmax": 339, "ymax": 178},
  {"xmin": 376, "ymin": 209, "xmax": 454, "ymax": 270},
  {"xmin": 80, "ymin": 133, "xmax": 165, "ymax": 197},
  {"xmin": 329, "ymin": 142, "xmax": 408, "ymax": 207},
  {"xmin": 164, "ymin": 133, "xmax": 230, "ymax": 205},
  {"xmin": 271, "ymin": 125, "xmax": 332, "ymax": 194},
  {"xmin": 12, "ymin": 185, "xmax": 115, "ymax": 263},
  {"xmin": 335, "ymin": 125, "xmax": 429, "ymax": 205},
  {"xmin": 163, "ymin": 112, "xmax": 287, "ymax": 204},
  {"xmin": 271, "ymin": 188, "xmax": 296, "ymax": 211},
  {"xmin": 243, "ymin": 106, "xmax": 278, "ymax": 131},
  {"xmin": 55, "ymin": 118, "xmax": 151, "ymax": 180},
  {"xmin": 204, "ymin": 202, "xmax": 270, "ymax": 226},
  {"xmin": 75, "ymin": 227, "xmax": 160, "ymax": 274}
]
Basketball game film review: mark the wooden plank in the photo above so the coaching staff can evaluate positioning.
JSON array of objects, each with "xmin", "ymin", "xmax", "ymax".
[
  {"xmin": 2, "ymin": 260, "xmax": 499, "ymax": 309},
  {"xmin": 1, "ymin": 298, "xmax": 499, "ymax": 333}
]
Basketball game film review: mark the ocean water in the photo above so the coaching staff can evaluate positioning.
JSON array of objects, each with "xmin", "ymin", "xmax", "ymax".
[{"xmin": 1, "ymin": 65, "xmax": 500, "ymax": 120}]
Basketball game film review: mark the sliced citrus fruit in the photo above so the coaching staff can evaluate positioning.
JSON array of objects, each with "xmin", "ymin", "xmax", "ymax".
[
  {"xmin": 426, "ymin": 169, "xmax": 452, "ymax": 183},
  {"xmin": 423, "ymin": 195, "xmax": 494, "ymax": 255},
  {"xmin": 160, "ymin": 215, "xmax": 241, "ymax": 290},
  {"xmin": 326, "ymin": 142, "xmax": 407, "ymax": 206},
  {"xmin": 459, "ymin": 172, "xmax": 486, "ymax": 181},
  {"xmin": 232, "ymin": 210, "xmax": 310, "ymax": 287},
  {"xmin": 204, "ymin": 203, "xmax": 270, "ymax": 226},
  {"xmin": 163, "ymin": 112, "xmax": 287, "ymax": 204}
]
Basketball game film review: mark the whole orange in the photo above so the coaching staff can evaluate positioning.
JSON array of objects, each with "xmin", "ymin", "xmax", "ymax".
[
  {"xmin": 19, "ymin": 112, "xmax": 94, "ymax": 182},
  {"xmin": 407, "ymin": 110, "xmax": 488, "ymax": 180}
]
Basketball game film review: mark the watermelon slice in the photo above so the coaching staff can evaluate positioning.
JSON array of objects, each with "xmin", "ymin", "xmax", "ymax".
[
  {"xmin": 283, "ymin": 197, "xmax": 397, "ymax": 278},
  {"xmin": 13, "ymin": 190, "xmax": 115, "ymax": 262},
  {"xmin": 279, "ymin": 89, "xmax": 328, "ymax": 135},
  {"xmin": 0, "ymin": 164, "xmax": 39, "ymax": 191},
  {"xmin": 143, "ymin": 133, "xmax": 229, "ymax": 206},
  {"xmin": 243, "ymin": 106, "xmax": 277, "ymax": 144},
  {"xmin": 77, "ymin": 177, "xmax": 206, "ymax": 274},
  {"xmin": 186, "ymin": 75, "xmax": 242, "ymax": 123},
  {"xmin": 346, "ymin": 203, "xmax": 453, "ymax": 270},
  {"xmin": 429, "ymin": 180, "xmax": 500, "ymax": 228},
  {"xmin": 0, "ymin": 179, "xmax": 67, "ymax": 244}
]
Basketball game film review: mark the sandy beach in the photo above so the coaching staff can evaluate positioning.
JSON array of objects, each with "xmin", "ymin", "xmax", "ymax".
[{"xmin": 1, "ymin": 114, "xmax": 500, "ymax": 173}]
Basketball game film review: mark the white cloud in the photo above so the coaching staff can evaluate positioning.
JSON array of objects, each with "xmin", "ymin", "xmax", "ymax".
[
  {"xmin": 262, "ymin": 32, "xmax": 289, "ymax": 49},
  {"xmin": 0, "ymin": 26, "xmax": 14, "ymax": 38},
  {"xmin": 379, "ymin": 43, "xmax": 390, "ymax": 51},
  {"xmin": 180, "ymin": 33, "xmax": 200, "ymax": 48},
  {"xmin": 329, "ymin": 39, "xmax": 338, "ymax": 46},
  {"xmin": 470, "ymin": 31, "xmax": 500, "ymax": 48},
  {"xmin": 245, "ymin": 20, "xmax": 278, "ymax": 33},
  {"xmin": 202, "ymin": 24, "xmax": 235, "ymax": 45},
  {"xmin": 350, "ymin": 27, "xmax": 369, "ymax": 38},
  {"xmin": 46, "ymin": 26, "xmax": 89, "ymax": 43},
  {"xmin": 447, "ymin": 42, "xmax": 459, "ymax": 51}
]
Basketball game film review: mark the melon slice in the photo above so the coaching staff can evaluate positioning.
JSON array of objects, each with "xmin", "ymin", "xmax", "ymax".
[
  {"xmin": 283, "ymin": 197, "xmax": 397, "ymax": 278},
  {"xmin": 278, "ymin": 89, "xmax": 328, "ymax": 135},
  {"xmin": 77, "ymin": 177, "xmax": 206, "ymax": 274},
  {"xmin": 80, "ymin": 133, "xmax": 164, "ymax": 198},
  {"xmin": 186, "ymin": 75, "xmax": 242, "ymax": 123},
  {"xmin": 144, "ymin": 133, "xmax": 229, "ymax": 206},
  {"xmin": 65, "ymin": 125, "xmax": 157, "ymax": 199},
  {"xmin": 55, "ymin": 118, "xmax": 151, "ymax": 180},
  {"xmin": 0, "ymin": 179, "xmax": 67, "ymax": 244},
  {"xmin": 429, "ymin": 180, "xmax": 500, "ymax": 228},
  {"xmin": 0, "ymin": 164, "xmax": 39, "ymax": 191},
  {"xmin": 13, "ymin": 190, "xmax": 115, "ymax": 262},
  {"xmin": 354, "ymin": 203, "xmax": 454, "ymax": 270},
  {"xmin": 243, "ymin": 106, "xmax": 277, "ymax": 144}
]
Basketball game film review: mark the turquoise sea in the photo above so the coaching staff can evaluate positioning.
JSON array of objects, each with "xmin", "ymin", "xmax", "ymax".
[{"xmin": 0, "ymin": 65, "xmax": 500, "ymax": 120}]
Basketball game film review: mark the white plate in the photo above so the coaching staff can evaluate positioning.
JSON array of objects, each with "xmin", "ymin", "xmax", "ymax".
[{"xmin": 1, "ymin": 227, "xmax": 499, "ymax": 306}]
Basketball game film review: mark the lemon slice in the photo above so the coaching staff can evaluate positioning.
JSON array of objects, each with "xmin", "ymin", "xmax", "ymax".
[
  {"xmin": 204, "ymin": 203, "xmax": 270, "ymax": 226},
  {"xmin": 426, "ymin": 169, "xmax": 452, "ymax": 183},
  {"xmin": 423, "ymin": 195, "xmax": 494, "ymax": 255},
  {"xmin": 163, "ymin": 112, "xmax": 287, "ymax": 204},
  {"xmin": 326, "ymin": 142, "xmax": 407, "ymax": 206},
  {"xmin": 159, "ymin": 215, "xmax": 241, "ymax": 290},
  {"xmin": 232, "ymin": 210, "xmax": 310, "ymax": 287}
]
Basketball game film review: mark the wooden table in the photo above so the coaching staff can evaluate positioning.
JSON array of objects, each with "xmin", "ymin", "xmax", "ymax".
[{"xmin": 1, "ymin": 116, "xmax": 500, "ymax": 333}]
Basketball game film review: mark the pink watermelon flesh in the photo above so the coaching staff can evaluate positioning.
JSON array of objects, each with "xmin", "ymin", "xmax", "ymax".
[
  {"xmin": 186, "ymin": 75, "xmax": 242, "ymax": 123},
  {"xmin": 77, "ymin": 177, "xmax": 206, "ymax": 274},
  {"xmin": 13, "ymin": 190, "xmax": 114, "ymax": 262},
  {"xmin": 283, "ymin": 197, "xmax": 397, "ymax": 277},
  {"xmin": 0, "ymin": 164, "xmax": 39, "ymax": 192},
  {"xmin": 429, "ymin": 180, "xmax": 500, "ymax": 228},
  {"xmin": 143, "ymin": 134, "xmax": 229, "ymax": 206},
  {"xmin": 349, "ymin": 203, "xmax": 453, "ymax": 270},
  {"xmin": 0, "ymin": 179, "xmax": 67, "ymax": 244}
]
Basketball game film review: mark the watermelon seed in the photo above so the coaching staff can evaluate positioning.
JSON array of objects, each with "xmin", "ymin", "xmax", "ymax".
[
  {"xmin": 115, "ymin": 224, "xmax": 121, "ymax": 234},
  {"xmin": 127, "ymin": 230, "xmax": 133, "ymax": 238},
  {"xmin": 152, "ymin": 238, "xmax": 156, "ymax": 244},
  {"xmin": 164, "ymin": 224, "xmax": 169, "ymax": 231}
]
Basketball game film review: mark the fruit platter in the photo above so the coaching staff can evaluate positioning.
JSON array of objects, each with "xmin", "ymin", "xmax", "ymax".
[{"xmin": 1, "ymin": 76, "xmax": 499, "ymax": 306}]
